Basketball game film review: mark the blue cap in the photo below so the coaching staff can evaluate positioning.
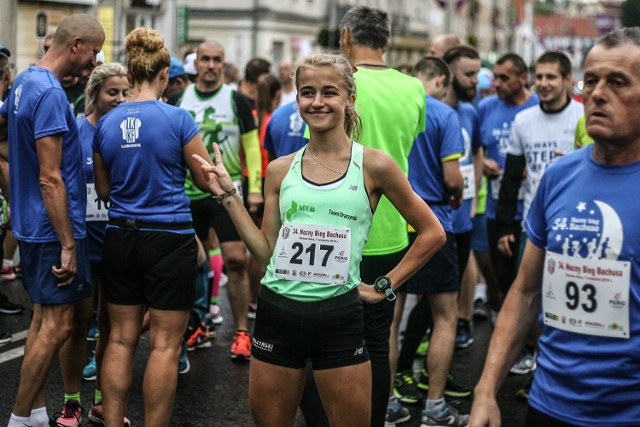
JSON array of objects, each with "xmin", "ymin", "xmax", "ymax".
[
  {"xmin": 169, "ymin": 57, "xmax": 185, "ymax": 79},
  {"xmin": 0, "ymin": 43, "xmax": 10, "ymax": 57}
]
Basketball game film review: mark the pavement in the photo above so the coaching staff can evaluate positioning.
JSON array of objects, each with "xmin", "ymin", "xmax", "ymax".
[{"xmin": 0, "ymin": 278, "xmax": 530, "ymax": 426}]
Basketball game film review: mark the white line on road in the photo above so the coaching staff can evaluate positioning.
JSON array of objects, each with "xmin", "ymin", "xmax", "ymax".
[{"xmin": 0, "ymin": 329, "xmax": 29, "ymax": 364}]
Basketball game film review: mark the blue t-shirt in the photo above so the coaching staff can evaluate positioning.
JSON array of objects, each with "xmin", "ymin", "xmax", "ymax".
[
  {"xmin": 78, "ymin": 118, "xmax": 106, "ymax": 262},
  {"xmin": 93, "ymin": 100, "xmax": 199, "ymax": 229},
  {"xmin": 526, "ymin": 145, "xmax": 640, "ymax": 426},
  {"xmin": 408, "ymin": 96, "xmax": 464, "ymax": 233},
  {"xmin": 263, "ymin": 101, "xmax": 308, "ymax": 158},
  {"xmin": 451, "ymin": 102, "xmax": 481, "ymax": 234},
  {"xmin": 478, "ymin": 93, "xmax": 539, "ymax": 219},
  {"xmin": 0, "ymin": 66, "xmax": 86, "ymax": 243}
]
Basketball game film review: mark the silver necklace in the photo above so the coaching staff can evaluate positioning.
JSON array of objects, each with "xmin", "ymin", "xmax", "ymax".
[{"xmin": 305, "ymin": 148, "xmax": 346, "ymax": 175}]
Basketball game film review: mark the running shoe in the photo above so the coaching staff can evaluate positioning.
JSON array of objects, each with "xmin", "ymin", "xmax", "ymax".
[
  {"xmin": 12, "ymin": 264, "xmax": 21, "ymax": 278},
  {"xmin": 83, "ymin": 354, "xmax": 97, "ymax": 381},
  {"xmin": 178, "ymin": 344, "xmax": 190, "ymax": 374},
  {"xmin": 510, "ymin": 349, "xmax": 536, "ymax": 375},
  {"xmin": 393, "ymin": 371, "xmax": 422, "ymax": 404},
  {"xmin": 87, "ymin": 319, "xmax": 99, "ymax": 341},
  {"xmin": 248, "ymin": 303, "xmax": 257, "ymax": 320},
  {"xmin": 385, "ymin": 396, "xmax": 411, "ymax": 426},
  {"xmin": 420, "ymin": 402, "xmax": 469, "ymax": 427},
  {"xmin": 87, "ymin": 403, "xmax": 131, "ymax": 427},
  {"xmin": 186, "ymin": 325, "xmax": 213, "ymax": 351},
  {"xmin": 0, "ymin": 265, "xmax": 16, "ymax": 281},
  {"xmin": 0, "ymin": 330, "xmax": 11, "ymax": 345},
  {"xmin": 0, "ymin": 292, "xmax": 24, "ymax": 314},
  {"xmin": 455, "ymin": 319, "xmax": 473, "ymax": 349},
  {"xmin": 415, "ymin": 333, "xmax": 430, "ymax": 357},
  {"xmin": 418, "ymin": 369, "xmax": 472, "ymax": 398},
  {"xmin": 230, "ymin": 330, "xmax": 251, "ymax": 360},
  {"xmin": 209, "ymin": 304, "xmax": 224, "ymax": 325},
  {"xmin": 472, "ymin": 298, "xmax": 489, "ymax": 320},
  {"xmin": 52, "ymin": 400, "xmax": 82, "ymax": 427}
]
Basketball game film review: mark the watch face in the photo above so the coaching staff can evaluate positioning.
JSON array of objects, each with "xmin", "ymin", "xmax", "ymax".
[{"xmin": 375, "ymin": 276, "xmax": 391, "ymax": 291}]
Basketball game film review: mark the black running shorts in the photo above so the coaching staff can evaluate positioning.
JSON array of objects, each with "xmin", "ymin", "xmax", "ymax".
[
  {"xmin": 252, "ymin": 286, "xmax": 370, "ymax": 370},
  {"xmin": 102, "ymin": 228, "xmax": 198, "ymax": 310}
]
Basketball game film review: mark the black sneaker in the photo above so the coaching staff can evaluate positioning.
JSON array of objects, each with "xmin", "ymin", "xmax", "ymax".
[
  {"xmin": 418, "ymin": 368, "xmax": 472, "ymax": 398},
  {"xmin": 0, "ymin": 292, "xmax": 24, "ymax": 314},
  {"xmin": 393, "ymin": 371, "xmax": 422, "ymax": 404},
  {"xmin": 0, "ymin": 330, "xmax": 11, "ymax": 345},
  {"xmin": 421, "ymin": 402, "xmax": 469, "ymax": 427},
  {"xmin": 455, "ymin": 319, "xmax": 473, "ymax": 349}
]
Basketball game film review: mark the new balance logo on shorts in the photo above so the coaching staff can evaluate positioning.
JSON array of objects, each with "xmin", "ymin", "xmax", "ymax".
[{"xmin": 353, "ymin": 346, "xmax": 364, "ymax": 356}]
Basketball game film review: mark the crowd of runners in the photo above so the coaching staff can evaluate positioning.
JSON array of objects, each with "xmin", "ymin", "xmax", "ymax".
[{"xmin": 0, "ymin": 4, "xmax": 639, "ymax": 427}]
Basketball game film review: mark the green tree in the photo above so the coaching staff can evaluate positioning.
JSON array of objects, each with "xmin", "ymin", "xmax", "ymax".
[{"xmin": 623, "ymin": 0, "xmax": 640, "ymax": 27}]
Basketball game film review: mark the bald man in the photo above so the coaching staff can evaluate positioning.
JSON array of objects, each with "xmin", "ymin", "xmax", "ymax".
[
  {"xmin": 169, "ymin": 40, "xmax": 263, "ymax": 362},
  {"xmin": 429, "ymin": 34, "xmax": 462, "ymax": 58},
  {"xmin": 277, "ymin": 59, "xmax": 296, "ymax": 107},
  {"xmin": 0, "ymin": 13, "xmax": 104, "ymax": 427}
]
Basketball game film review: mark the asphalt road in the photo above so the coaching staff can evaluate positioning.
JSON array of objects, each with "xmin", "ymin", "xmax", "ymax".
[{"xmin": 0, "ymin": 279, "xmax": 530, "ymax": 426}]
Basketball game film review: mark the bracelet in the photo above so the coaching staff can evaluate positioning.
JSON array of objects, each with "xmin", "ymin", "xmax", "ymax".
[{"xmin": 215, "ymin": 188, "xmax": 237, "ymax": 204}]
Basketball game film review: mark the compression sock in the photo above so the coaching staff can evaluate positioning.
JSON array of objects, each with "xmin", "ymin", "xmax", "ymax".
[{"xmin": 209, "ymin": 248, "xmax": 223, "ymax": 304}]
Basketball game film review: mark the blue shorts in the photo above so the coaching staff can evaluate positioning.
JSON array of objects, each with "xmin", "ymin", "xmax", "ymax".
[
  {"xmin": 405, "ymin": 232, "xmax": 460, "ymax": 295},
  {"xmin": 19, "ymin": 238, "xmax": 92, "ymax": 304},
  {"xmin": 471, "ymin": 213, "xmax": 489, "ymax": 252}
]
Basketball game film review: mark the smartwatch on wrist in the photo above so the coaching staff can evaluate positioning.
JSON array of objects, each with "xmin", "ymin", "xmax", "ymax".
[{"xmin": 374, "ymin": 276, "xmax": 396, "ymax": 301}]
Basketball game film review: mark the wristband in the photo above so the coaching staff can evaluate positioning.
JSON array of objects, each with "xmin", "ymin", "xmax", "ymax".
[{"xmin": 215, "ymin": 188, "xmax": 237, "ymax": 204}]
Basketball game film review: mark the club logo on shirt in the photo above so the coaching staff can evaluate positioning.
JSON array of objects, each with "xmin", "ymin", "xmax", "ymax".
[
  {"xmin": 550, "ymin": 200, "xmax": 623, "ymax": 261},
  {"xmin": 13, "ymin": 84, "xmax": 22, "ymax": 113},
  {"xmin": 120, "ymin": 117, "xmax": 142, "ymax": 145},
  {"xmin": 288, "ymin": 112, "xmax": 304, "ymax": 135}
]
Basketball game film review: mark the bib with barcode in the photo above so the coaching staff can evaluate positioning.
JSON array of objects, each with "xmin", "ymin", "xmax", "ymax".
[
  {"xmin": 542, "ymin": 251, "xmax": 631, "ymax": 339},
  {"xmin": 274, "ymin": 222, "xmax": 351, "ymax": 285},
  {"xmin": 86, "ymin": 183, "xmax": 109, "ymax": 222},
  {"xmin": 460, "ymin": 164, "xmax": 475, "ymax": 200}
]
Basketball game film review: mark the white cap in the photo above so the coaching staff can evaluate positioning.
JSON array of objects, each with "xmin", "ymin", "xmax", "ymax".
[{"xmin": 184, "ymin": 52, "xmax": 197, "ymax": 75}]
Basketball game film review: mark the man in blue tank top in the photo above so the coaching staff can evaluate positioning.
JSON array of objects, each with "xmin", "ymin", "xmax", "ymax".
[{"xmin": 0, "ymin": 14, "xmax": 104, "ymax": 427}]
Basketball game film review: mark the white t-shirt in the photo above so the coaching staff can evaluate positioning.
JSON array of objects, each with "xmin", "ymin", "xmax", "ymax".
[
  {"xmin": 507, "ymin": 98, "xmax": 584, "ymax": 217},
  {"xmin": 278, "ymin": 87, "xmax": 297, "ymax": 107}
]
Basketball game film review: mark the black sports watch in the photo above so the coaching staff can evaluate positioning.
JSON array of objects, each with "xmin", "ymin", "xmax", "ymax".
[{"xmin": 374, "ymin": 276, "xmax": 396, "ymax": 301}]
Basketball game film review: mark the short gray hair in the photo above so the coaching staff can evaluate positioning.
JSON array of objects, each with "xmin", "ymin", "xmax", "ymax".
[
  {"xmin": 340, "ymin": 5, "xmax": 391, "ymax": 50},
  {"xmin": 596, "ymin": 27, "xmax": 640, "ymax": 48}
]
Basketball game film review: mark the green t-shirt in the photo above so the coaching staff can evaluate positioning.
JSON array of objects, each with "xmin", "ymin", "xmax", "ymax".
[
  {"xmin": 353, "ymin": 67, "xmax": 426, "ymax": 256},
  {"xmin": 575, "ymin": 114, "xmax": 594, "ymax": 149}
]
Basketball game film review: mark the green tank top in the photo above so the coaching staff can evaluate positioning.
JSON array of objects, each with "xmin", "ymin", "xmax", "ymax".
[{"xmin": 261, "ymin": 142, "xmax": 373, "ymax": 302}]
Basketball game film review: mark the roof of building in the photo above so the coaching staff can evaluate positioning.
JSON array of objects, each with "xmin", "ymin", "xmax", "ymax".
[{"xmin": 534, "ymin": 15, "xmax": 601, "ymax": 38}]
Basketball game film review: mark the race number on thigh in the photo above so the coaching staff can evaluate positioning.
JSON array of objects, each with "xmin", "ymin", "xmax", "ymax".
[
  {"xmin": 273, "ymin": 222, "xmax": 351, "ymax": 285},
  {"xmin": 541, "ymin": 251, "xmax": 631, "ymax": 339}
]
